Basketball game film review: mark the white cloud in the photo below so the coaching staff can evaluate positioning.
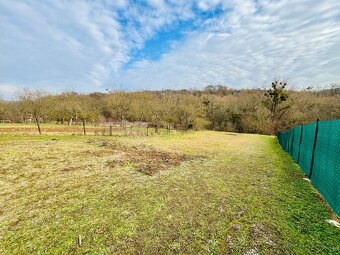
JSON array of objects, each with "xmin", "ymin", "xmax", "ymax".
[
  {"xmin": 0, "ymin": 0, "xmax": 197, "ymax": 96},
  {"xmin": 120, "ymin": 0, "xmax": 340, "ymax": 89},
  {"xmin": 0, "ymin": 84, "xmax": 20, "ymax": 99},
  {"xmin": 0, "ymin": 0, "xmax": 127, "ymax": 92},
  {"xmin": 0, "ymin": 0, "xmax": 339, "ymax": 97},
  {"xmin": 0, "ymin": 84, "xmax": 19, "ymax": 93}
]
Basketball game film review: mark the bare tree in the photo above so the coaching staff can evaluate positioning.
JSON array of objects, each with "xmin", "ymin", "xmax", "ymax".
[
  {"xmin": 0, "ymin": 98, "xmax": 7, "ymax": 120},
  {"xmin": 18, "ymin": 89, "xmax": 49, "ymax": 134},
  {"xmin": 329, "ymin": 83, "xmax": 340, "ymax": 96},
  {"xmin": 1, "ymin": 86, "xmax": 337, "ymax": 136},
  {"xmin": 78, "ymin": 95, "xmax": 100, "ymax": 135},
  {"xmin": 105, "ymin": 91, "xmax": 131, "ymax": 125}
]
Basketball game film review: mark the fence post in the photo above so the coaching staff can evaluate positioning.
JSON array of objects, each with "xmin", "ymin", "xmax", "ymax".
[
  {"xmin": 297, "ymin": 123, "xmax": 303, "ymax": 163},
  {"xmin": 109, "ymin": 124, "xmax": 112, "ymax": 136},
  {"xmin": 309, "ymin": 119, "xmax": 319, "ymax": 179}
]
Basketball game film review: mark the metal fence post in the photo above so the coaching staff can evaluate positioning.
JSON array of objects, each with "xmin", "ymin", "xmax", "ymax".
[
  {"xmin": 297, "ymin": 123, "xmax": 303, "ymax": 163},
  {"xmin": 309, "ymin": 119, "xmax": 320, "ymax": 179}
]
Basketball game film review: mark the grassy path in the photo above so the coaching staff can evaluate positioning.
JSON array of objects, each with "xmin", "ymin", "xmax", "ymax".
[{"xmin": 0, "ymin": 131, "xmax": 339, "ymax": 254}]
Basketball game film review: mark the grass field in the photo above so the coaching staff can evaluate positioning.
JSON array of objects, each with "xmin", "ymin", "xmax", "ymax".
[{"xmin": 0, "ymin": 131, "xmax": 339, "ymax": 254}]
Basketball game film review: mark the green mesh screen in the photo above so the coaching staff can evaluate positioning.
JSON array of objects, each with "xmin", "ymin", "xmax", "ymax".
[
  {"xmin": 310, "ymin": 120, "xmax": 340, "ymax": 215},
  {"xmin": 298, "ymin": 122, "xmax": 316, "ymax": 177},
  {"xmin": 277, "ymin": 119, "xmax": 339, "ymax": 216},
  {"xmin": 292, "ymin": 126, "xmax": 301, "ymax": 162},
  {"xmin": 287, "ymin": 128, "xmax": 293, "ymax": 155}
]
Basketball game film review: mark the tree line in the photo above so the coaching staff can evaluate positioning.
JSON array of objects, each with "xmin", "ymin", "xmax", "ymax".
[{"xmin": 0, "ymin": 81, "xmax": 339, "ymax": 135}]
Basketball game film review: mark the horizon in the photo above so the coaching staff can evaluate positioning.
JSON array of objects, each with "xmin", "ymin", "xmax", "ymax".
[
  {"xmin": 3, "ymin": 84, "xmax": 339, "ymax": 102},
  {"xmin": 1, "ymin": 0, "xmax": 340, "ymax": 99}
]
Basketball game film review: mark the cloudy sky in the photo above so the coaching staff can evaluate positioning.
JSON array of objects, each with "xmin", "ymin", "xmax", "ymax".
[{"xmin": 0, "ymin": 0, "xmax": 339, "ymax": 98}]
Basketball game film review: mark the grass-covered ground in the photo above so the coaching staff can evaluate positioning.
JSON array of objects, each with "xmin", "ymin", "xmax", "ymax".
[{"xmin": 0, "ymin": 131, "xmax": 339, "ymax": 254}]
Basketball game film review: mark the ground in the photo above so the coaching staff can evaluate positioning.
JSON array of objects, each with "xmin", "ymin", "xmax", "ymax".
[{"xmin": 0, "ymin": 130, "xmax": 339, "ymax": 254}]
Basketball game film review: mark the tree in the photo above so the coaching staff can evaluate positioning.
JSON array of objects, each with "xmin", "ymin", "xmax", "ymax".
[
  {"xmin": 147, "ymin": 95, "xmax": 165, "ymax": 133},
  {"xmin": 0, "ymin": 98, "xmax": 7, "ymax": 120},
  {"xmin": 18, "ymin": 89, "xmax": 49, "ymax": 134},
  {"xmin": 47, "ymin": 93, "xmax": 74, "ymax": 124},
  {"xmin": 1, "ymin": 85, "xmax": 338, "ymax": 136},
  {"xmin": 328, "ymin": 83, "xmax": 340, "ymax": 96},
  {"xmin": 75, "ymin": 94, "xmax": 100, "ymax": 135},
  {"xmin": 202, "ymin": 95, "xmax": 229, "ymax": 130},
  {"xmin": 174, "ymin": 95, "xmax": 202, "ymax": 130},
  {"xmin": 105, "ymin": 91, "xmax": 131, "ymax": 125},
  {"xmin": 63, "ymin": 92, "xmax": 83, "ymax": 126},
  {"xmin": 263, "ymin": 80, "xmax": 290, "ymax": 133},
  {"xmin": 163, "ymin": 94, "xmax": 180, "ymax": 132},
  {"xmin": 126, "ymin": 92, "xmax": 153, "ymax": 122}
]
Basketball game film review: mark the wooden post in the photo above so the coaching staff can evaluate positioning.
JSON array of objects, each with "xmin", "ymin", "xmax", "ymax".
[
  {"xmin": 109, "ymin": 124, "xmax": 113, "ymax": 136},
  {"xmin": 309, "ymin": 119, "xmax": 319, "ymax": 179}
]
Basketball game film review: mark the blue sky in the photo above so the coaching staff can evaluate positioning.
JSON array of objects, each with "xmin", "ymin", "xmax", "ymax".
[{"xmin": 0, "ymin": 0, "xmax": 339, "ymax": 98}]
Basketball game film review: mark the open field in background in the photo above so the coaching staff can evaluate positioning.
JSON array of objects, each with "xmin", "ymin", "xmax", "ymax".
[
  {"xmin": 0, "ymin": 131, "xmax": 339, "ymax": 254},
  {"xmin": 0, "ymin": 123, "xmax": 170, "ymax": 136}
]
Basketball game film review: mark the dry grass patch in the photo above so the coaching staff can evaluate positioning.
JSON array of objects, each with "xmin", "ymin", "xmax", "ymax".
[
  {"xmin": 0, "ymin": 131, "xmax": 339, "ymax": 255},
  {"xmin": 85, "ymin": 139, "xmax": 194, "ymax": 175}
]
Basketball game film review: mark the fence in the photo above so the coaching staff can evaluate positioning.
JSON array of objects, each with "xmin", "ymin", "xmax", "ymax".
[{"xmin": 277, "ymin": 119, "xmax": 340, "ymax": 216}]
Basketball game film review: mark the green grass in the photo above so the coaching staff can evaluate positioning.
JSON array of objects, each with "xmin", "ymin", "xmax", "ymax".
[{"xmin": 0, "ymin": 131, "xmax": 339, "ymax": 254}]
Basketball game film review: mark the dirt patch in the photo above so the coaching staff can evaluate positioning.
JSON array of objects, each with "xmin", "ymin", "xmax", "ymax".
[
  {"xmin": 245, "ymin": 249, "xmax": 259, "ymax": 255},
  {"xmin": 61, "ymin": 166, "xmax": 82, "ymax": 172},
  {"xmin": 87, "ymin": 140, "xmax": 194, "ymax": 175},
  {"xmin": 111, "ymin": 149, "xmax": 192, "ymax": 175},
  {"xmin": 225, "ymin": 221, "xmax": 285, "ymax": 254},
  {"xmin": 249, "ymin": 223, "xmax": 275, "ymax": 245},
  {"xmin": 236, "ymin": 207, "xmax": 247, "ymax": 219}
]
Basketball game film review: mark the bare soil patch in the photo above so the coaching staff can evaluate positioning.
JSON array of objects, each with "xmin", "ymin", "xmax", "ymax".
[{"xmin": 86, "ymin": 139, "xmax": 194, "ymax": 175}]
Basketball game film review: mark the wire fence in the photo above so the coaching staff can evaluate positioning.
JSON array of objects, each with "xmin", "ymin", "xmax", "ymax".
[
  {"xmin": 0, "ymin": 123, "xmax": 173, "ymax": 136},
  {"xmin": 277, "ymin": 119, "xmax": 340, "ymax": 216}
]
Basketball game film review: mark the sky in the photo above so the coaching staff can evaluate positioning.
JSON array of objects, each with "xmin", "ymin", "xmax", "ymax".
[{"xmin": 0, "ymin": 0, "xmax": 340, "ymax": 98}]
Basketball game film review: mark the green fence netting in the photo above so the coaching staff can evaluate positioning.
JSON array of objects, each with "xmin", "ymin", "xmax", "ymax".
[
  {"xmin": 277, "ymin": 119, "xmax": 340, "ymax": 216},
  {"xmin": 292, "ymin": 126, "xmax": 301, "ymax": 162},
  {"xmin": 298, "ymin": 122, "xmax": 316, "ymax": 177}
]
